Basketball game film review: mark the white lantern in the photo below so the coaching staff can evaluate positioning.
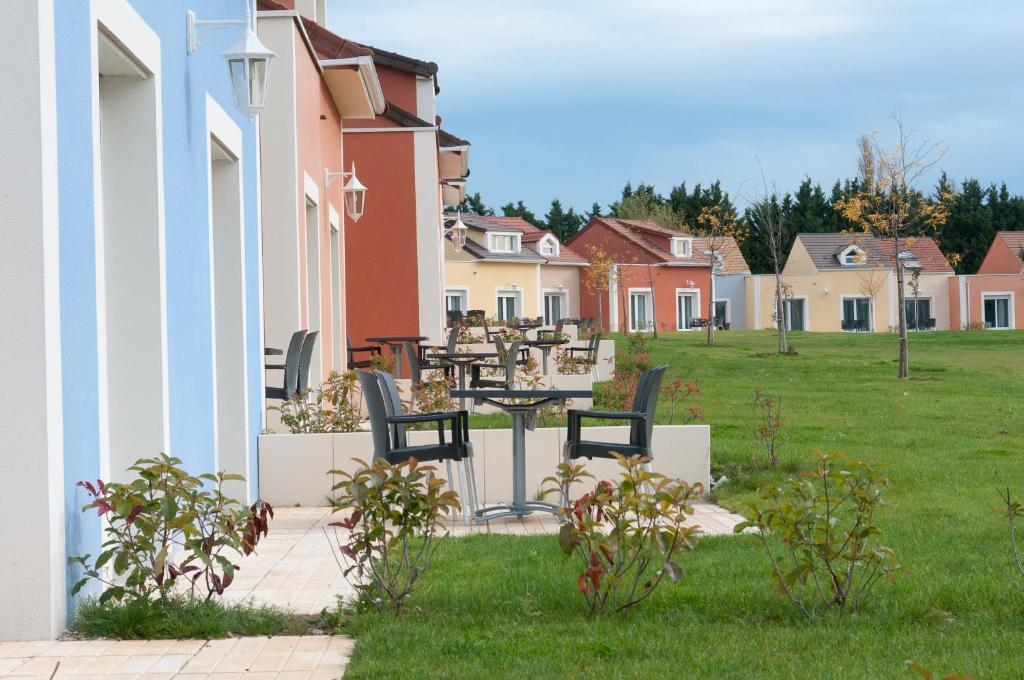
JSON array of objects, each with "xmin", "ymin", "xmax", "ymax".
[
  {"xmin": 447, "ymin": 213, "xmax": 468, "ymax": 250},
  {"xmin": 221, "ymin": 26, "xmax": 274, "ymax": 118},
  {"xmin": 343, "ymin": 166, "xmax": 367, "ymax": 222}
]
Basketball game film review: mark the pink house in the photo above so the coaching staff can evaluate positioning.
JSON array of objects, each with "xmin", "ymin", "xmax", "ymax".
[{"xmin": 949, "ymin": 231, "xmax": 1024, "ymax": 329}]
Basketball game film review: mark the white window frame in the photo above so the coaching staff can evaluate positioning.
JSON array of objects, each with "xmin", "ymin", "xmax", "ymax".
[
  {"xmin": 982, "ymin": 292, "xmax": 1015, "ymax": 330},
  {"xmin": 495, "ymin": 288, "xmax": 522, "ymax": 321},
  {"xmin": 538, "ymin": 234, "xmax": 560, "ymax": 258},
  {"xmin": 779, "ymin": 295, "xmax": 809, "ymax": 331},
  {"xmin": 714, "ymin": 298, "xmax": 731, "ymax": 327},
  {"xmin": 903, "ymin": 295, "xmax": 932, "ymax": 330},
  {"xmin": 486, "ymin": 231, "xmax": 521, "ymax": 254},
  {"xmin": 840, "ymin": 294, "xmax": 873, "ymax": 331},
  {"xmin": 675, "ymin": 288, "xmax": 701, "ymax": 331},
  {"xmin": 628, "ymin": 287, "xmax": 654, "ymax": 333},
  {"xmin": 542, "ymin": 288, "xmax": 568, "ymax": 325},
  {"xmin": 671, "ymin": 237, "xmax": 693, "ymax": 258},
  {"xmin": 445, "ymin": 286, "xmax": 469, "ymax": 313},
  {"xmin": 839, "ymin": 245, "xmax": 865, "ymax": 266}
]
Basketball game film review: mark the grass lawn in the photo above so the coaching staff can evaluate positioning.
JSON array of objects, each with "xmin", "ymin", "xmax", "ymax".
[{"xmin": 343, "ymin": 330, "xmax": 1024, "ymax": 679}]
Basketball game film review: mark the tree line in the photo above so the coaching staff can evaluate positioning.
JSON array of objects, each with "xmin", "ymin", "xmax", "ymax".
[{"xmin": 464, "ymin": 173, "xmax": 1024, "ymax": 276}]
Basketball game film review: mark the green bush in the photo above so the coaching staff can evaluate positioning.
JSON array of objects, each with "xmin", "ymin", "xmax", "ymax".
[
  {"xmin": 270, "ymin": 370, "xmax": 364, "ymax": 433},
  {"xmin": 70, "ymin": 454, "xmax": 272, "ymax": 604},
  {"xmin": 327, "ymin": 457, "xmax": 461, "ymax": 614},
  {"xmin": 736, "ymin": 451, "xmax": 901, "ymax": 617},
  {"xmin": 542, "ymin": 454, "xmax": 702, "ymax": 616}
]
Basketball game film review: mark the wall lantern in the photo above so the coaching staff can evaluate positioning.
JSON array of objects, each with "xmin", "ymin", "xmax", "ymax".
[
  {"xmin": 325, "ymin": 163, "xmax": 367, "ymax": 222},
  {"xmin": 444, "ymin": 211, "xmax": 469, "ymax": 251},
  {"xmin": 187, "ymin": 1, "xmax": 274, "ymax": 118}
]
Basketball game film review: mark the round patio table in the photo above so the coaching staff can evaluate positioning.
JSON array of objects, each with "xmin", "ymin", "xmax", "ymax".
[
  {"xmin": 428, "ymin": 351, "xmax": 499, "ymax": 409},
  {"xmin": 451, "ymin": 388, "xmax": 592, "ymax": 521},
  {"xmin": 365, "ymin": 335, "xmax": 428, "ymax": 378},
  {"xmin": 522, "ymin": 338, "xmax": 568, "ymax": 375}
]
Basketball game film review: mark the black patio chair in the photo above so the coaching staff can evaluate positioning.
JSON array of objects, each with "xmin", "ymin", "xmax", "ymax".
[
  {"xmin": 346, "ymin": 333, "xmax": 382, "ymax": 369},
  {"xmin": 466, "ymin": 309, "xmax": 486, "ymax": 326},
  {"xmin": 567, "ymin": 332, "xmax": 602, "ymax": 378},
  {"xmin": 482, "ymin": 318, "xmax": 503, "ymax": 343},
  {"xmin": 357, "ymin": 369, "xmax": 479, "ymax": 520},
  {"xmin": 403, "ymin": 340, "xmax": 455, "ymax": 400},
  {"xmin": 926, "ymin": 318, "xmax": 936, "ymax": 330},
  {"xmin": 563, "ymin": 364, "xmax": 668, "ymax": 465},
  {"xmin": 494, "ymin": 335, "xmax": 530, "ymax": 367},
  {"xmin": 470, "ymin": 340, "xmax": 521, "ymax": 389},
  {"xmin": 265, "ymin": 330, "xmax": 306, "ymax": 400},
  {"xmin": 295, "ymin": 331, "xmax": 319, "ymax": 393},
  {"xmin": 537, "ymin": 320, "xmax": 564, "ymax": 340},
  {"xmin": 447, "ymin": 310, "xmax": 464, "ymax": 328}
]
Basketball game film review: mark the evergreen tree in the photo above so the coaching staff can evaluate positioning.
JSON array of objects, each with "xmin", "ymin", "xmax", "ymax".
[
  {"xmin": 500, "ymin": 200, "xmax": 544, "ymax": 229},
  {"xmin": 465, "ymin": 192, "xmax": 493, "ymax": 216},
  {"xmin": 788, "ymin": 178, "xmax": 832, "ymax": 234},
  {"xmin": 563, "ymin": 207, "xmax": 584, "ymax": 240},
  {"xmin": 940, "ymin": 178, "xmax": 993, "ymax": 274},
  {"xmin": 544, "ymin": 199, "xmax": 572, "ymax": 240},
  {"xmin": 586, "ymin": 201, "xmax": 604, "ymax": 222}
]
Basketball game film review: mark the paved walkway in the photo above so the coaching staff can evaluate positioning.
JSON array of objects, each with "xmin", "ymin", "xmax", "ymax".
[{"xmin": 0, "ymin": 504, "xmax": 745, "ymax": 678}]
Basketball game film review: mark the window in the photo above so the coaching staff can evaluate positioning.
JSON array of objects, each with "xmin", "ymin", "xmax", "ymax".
[
  {"xmin": 543, "ymin": 292, "xmax": 564, "ymax": 325},
  {"xmin": 539, "ymin": 236, "xmax": 559, "ymax": 258},
  {"xmin": 779, "ymin": 298, "xmax": 806, "ymax": 331},
  {"xmin": 445, "ymin": 289, "xmax": 468, "ymax": 312},
  {"xmin": 714, "ymin": 301, "xmax": 729, "ymax": 329},
  {"xmin": 904, "ymin": 298, "xmax": 931, "ymax": 330},
  {"xmin": 496, "ymin": 289, "xmax": 521, "ymax": 321},
  {"xmin": 983, "ymin": 294, "xmax": 1012, "ymax": 329},
  {"xmin": 487, "ymin": 232, "xmax": 521, "ymax": 254},
  {"xmin": 841, "ymin": 297, "xmax": 872, "ymax": 331},
  {"xmin": 629, "ymin": 290, "xmax": 654, "ymax": 332},
  {"xmin": 839, "ymin": 246, "xmax": 865, "ymax": 266},
  {"xmin": 676, "ymin": 291, "xmax": 699, "ymax": 330},
  {"xmin": 671, "ymin": 237, "xmax": 693, "ymax": 258}
]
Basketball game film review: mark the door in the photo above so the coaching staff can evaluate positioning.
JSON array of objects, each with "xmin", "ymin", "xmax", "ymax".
[
  {"xmin": 630, "ymin": 291, "xmax": 652, "ymax": 331},
  {"xmin": 904, "ymin": 298, "xmax": 931, "ymax": 330},
  {"xmin": 984, "ymin": 296, "xmax": 1010, "ymax": 329},
  {"xmin": 842, "ymin": 297, "xmax": 871, "ymax": 331},
  {"xmin": 785, "ymin": 299, "xmax": 805, "ymax": 331},
  {"xmin": 677, "ymin": 292, "xmax": 697, "ymax": 330},
  {"xmin": 544, "ymin": 292, "xmax": 563, "ymax": 325},
  {"xmin": 497, "ymin": 291, "xmax": 520, "ymax": 321},
  {"xmin": 714, "ymin": 301, "xmax": 728, "ymax": 329}
]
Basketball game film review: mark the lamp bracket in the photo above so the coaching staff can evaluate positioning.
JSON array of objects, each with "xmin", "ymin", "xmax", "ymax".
[
  {"xmin": 324, "ymin": 168, "xmax": 354, "ymax": 189},
  {"xmin": 186, "ymin": 10, "xmax": 248, "ymax": 54}
]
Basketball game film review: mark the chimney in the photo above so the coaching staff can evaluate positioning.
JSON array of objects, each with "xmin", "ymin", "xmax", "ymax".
[{"xmin": 292, "ymin": 0, "xmax": 326, "ymax": 24}]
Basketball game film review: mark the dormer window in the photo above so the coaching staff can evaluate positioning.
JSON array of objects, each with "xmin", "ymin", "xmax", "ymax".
[
  {"xmin": 898, "ymin": 250, "xmax": 920, "ymax": 269},
  {"xmin": 671, "ymin": 237, "xmax": 693, "ymax": 258},
  {"xmin": 487, "ymin": 231, "xmax": 521, "ymax": 254},
  {"xmin": 839, "ymin": 245, "xmax": 866, "ymax": 266},
  {"xmin": 538, "ymin": 235, "xmax": 560, "ymax": 258}
]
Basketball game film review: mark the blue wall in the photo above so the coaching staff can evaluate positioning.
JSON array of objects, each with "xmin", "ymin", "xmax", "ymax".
[
  {"xmin": 55, "ymin": 0, "xmax": 265, "ymax": 619},
  {"xmin": 716, "ymin": 274, "xmax": 747, "ymax": 330}
]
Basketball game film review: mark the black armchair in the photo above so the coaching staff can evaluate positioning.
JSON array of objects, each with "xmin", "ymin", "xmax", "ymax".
[
  {"xmin": 265, "ymin": 330, "xmax": 306, "ymax": 400},
  {"xmin": 470, "ymin": 340, "xmax": 521, "ymax": 389},
  {"xmin": 563, "ymin": 365, "xmax": 667, "ymax": 463},
  {"xmin": 295, "ymin": 331, "xmax": 320, "ymax": 393},
  {"xmin": 482, "ymin": 318, "xmax": 504, "ymax": 343},
  {"xmin": 358, "ymin": 370, "xmax": 479, "ymax": 519},
  {"xmin": 567, "ymin": 332, "xmax": 602, "ymax": 377},
  {"xmin": 494, "ymin": 335, "xmax": 530, "ymax": 367},
  {"xmin": 346, "ymin": 333, "xmax": 382, "ymax": 369}
]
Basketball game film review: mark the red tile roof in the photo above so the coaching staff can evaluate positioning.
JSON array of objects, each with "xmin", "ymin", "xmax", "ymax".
[
  {"xmin": 998, "ymin": 231, "xmax": 1024, "ymax": 267},
  {"xmin": 586, "ymin": 218, "xmax": 717, "ymax": 268},
  {"xmin": 877, "ymin": 236, "xmax": 953, "ymax": 273}
]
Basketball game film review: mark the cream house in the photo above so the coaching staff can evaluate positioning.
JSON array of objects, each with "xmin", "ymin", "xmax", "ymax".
[{"xmin": 745, "ymin": 233, "xmax": 954, "ymax": 332}]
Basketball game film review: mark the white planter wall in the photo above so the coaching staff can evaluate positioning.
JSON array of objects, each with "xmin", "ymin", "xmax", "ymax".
[{"xmin": 258, "ymin": 424, "xmax": 710, "ymax": 508}]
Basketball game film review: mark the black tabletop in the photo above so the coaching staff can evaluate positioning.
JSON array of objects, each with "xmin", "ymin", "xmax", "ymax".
[
  {"xmin": 366, "ymin": 335, "xmax": 429, "ymax": 343},
  {"xmin": 523, "ymin": 338, "xmax": 568, "ymax": 346},
  {"xmin": 429, "ymin": 352, "xmax": 499, "ymax": 360},
  {"xmin": 451, "ymin": 389, "xmax": 592, "ymax": 399}
]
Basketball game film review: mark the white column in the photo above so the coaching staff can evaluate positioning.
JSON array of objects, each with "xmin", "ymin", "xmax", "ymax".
[
  {"xmin": 413, "ymin": 129, "xmax": 443, "ymax": 342},
  {"xmin": 0, "ymin": 0, "xmax": 67, "ymax": 640}
]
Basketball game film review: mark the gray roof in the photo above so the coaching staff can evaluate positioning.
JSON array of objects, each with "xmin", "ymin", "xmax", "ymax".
[
  {"xmin": 797, "ymin": 232, "xmax": 888, "ymax": 270},
  {"xmin": 460, "ymin": 238, "xmax": 545, "ymax": 263}
]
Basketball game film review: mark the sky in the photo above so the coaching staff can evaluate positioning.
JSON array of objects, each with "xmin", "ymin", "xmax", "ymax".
[{"xmin": 327, "ymin": 0, "xmax": 1024, "ymax": 215}]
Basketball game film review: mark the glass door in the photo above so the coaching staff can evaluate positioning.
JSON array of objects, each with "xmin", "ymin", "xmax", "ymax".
[
  {"xmin": 714, "ymin": 301, "xmax": 728, "ymax": 329},
  {"xmin": 497, "ymin": 292, "xmax": 520, "ymax": 321},
  {"xmin": 630, "ymin": 291, "xmax": 652, "ymax": 331},
  {"xmin": 984, "ymin": 296, "xmax": 1010, "ymax": 329},
  {"xmin": 544, "ymin": 293, "xmax": 563, "ymax": 325},
  {"xmin": 677, "ymin": 292, "xmax": 697, "ymax": 330},
  {"xmin": 842, "ymin": 297, "xmax": 871, "ymax": 331},
  {"xmin": 785, "ymin": 299, "xmax": 805, "ymax": 331}
]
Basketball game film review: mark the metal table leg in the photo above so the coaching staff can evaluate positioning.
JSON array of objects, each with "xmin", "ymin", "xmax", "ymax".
[{"xmin": 392, "ymin": 343, "xmax": 404, "ymax": 379}]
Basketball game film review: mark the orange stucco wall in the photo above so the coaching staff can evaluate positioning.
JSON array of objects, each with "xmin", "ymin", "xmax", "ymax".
[
  {"xmin": 569, "ymin": 222, "xmax": 712, "ymax": 331},
  {"xmin": 343, "ymin": 130, "xmax": 421, "ymax": 344},
  {"xmin": 949, "ymin": 274, "xmax": 1024, "ymax": 329},
  {"xmin": 294, "ymin": 25, "xmax": 345, "ymax": 372}
]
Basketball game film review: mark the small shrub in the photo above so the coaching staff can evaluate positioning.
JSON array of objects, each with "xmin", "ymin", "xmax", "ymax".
[
  {"xmin": 659, "ymin": 376, "xmax": 703, "ymax": 425},
  {"xmin": 455, "ymin": 323, "xmax": 483, "ymax": 344},
  {"xmin": 599, "ymin": 342, "xmax": 650, "ymax": 411},
  {"xmin": 409, "ymin": 373, "xmax": 457, "ymax": 430},
  {"xmin": 270, "ymin": 370, "xmax": 363, "ymax": 433},
  {"xmin": 736, "ymin": 452, "xmax": 901, "ymax": 617},
  {"xmin": 510, "ymin": 356, "xmax": 568, "ymax": 427},
  {"xmin": 965, "ymin": 321, "xmax": 986, "ymax": 331},
  {"xmin": 542, "ymin": 454, "xmax": 702, "ymax": 616},
  {"xmin": 751, "ymin": 389, "xmax": 782, "ymax": 466},
  {"xmin": 554, "ymin": 349, "xmax": 591, "ymax": 375},
  {"xmin": 327, "ymin": 457, "xmax": 461, "ymax": 614},
  {"xmin": 70, "ymin": 454, "xmax": 272, "ymax": 604}
]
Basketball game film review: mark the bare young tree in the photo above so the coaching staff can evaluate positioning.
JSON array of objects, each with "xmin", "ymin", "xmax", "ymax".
[
  {"xmin": 696, "ymin": 206, "xmax": 744, "ymax": 345},
  {"xmin": 835, "ymin": 113, "xmax": 948, "ymax": 378},
  {"xmin": 749, "ymin": 161, "xmax": 792, "ymax": 353}
]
